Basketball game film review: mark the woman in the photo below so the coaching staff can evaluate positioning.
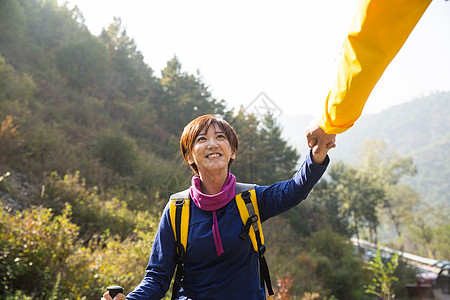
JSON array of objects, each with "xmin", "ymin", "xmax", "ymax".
[{"xmin": 103, "ymin": 114, "xmax": 334, "ymax": 300}]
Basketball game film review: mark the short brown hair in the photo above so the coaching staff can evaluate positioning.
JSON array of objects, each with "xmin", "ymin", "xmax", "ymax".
[{"xmin": 180, "ymin": 114, "xmax": 238, "ymax": 173}]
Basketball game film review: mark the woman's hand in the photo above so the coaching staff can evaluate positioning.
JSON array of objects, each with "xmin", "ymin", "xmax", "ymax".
[
  {"xmin": 310, "ymin": 136, "xmax": 336, "ymax": 165},
  {"xmin": 305, "ymin": 119, "xmax": 336, "ymax": 165},
  {"xmin": 102, "ymin": 291, "xmax": 126, "ymax": 300}
]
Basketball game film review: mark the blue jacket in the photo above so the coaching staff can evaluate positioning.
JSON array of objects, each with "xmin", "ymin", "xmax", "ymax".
[{"xmin": 126, "ymin": 151, "xmax": 329, "ymax": 299}]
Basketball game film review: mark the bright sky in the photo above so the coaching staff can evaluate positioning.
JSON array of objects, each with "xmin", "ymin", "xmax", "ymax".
[{"xmin": 60, "ymin": 0, "xmax": 450, "ymax": 117}]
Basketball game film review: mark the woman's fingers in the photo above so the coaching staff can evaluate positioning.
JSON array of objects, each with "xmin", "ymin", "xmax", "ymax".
[{"xmin": 102, "ymin": 292, "xmax": 126, "ymax": 300}]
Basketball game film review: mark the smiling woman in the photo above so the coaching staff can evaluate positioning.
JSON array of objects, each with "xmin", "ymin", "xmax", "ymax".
[
  {"xmin": 180, "ymin": 115, "xmax": 238, "ymax": 177},
  {"xmin": 103, "ymin": 114, "xmax": 334, "ymax": 300}
]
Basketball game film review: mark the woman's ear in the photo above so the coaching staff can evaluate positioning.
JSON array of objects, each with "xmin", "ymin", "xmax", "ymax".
[
  {"xmin": 231, "ymin": 151, "xmax": 236, "ymax": 160},
  {"xmin": 186, "ymin": 152, "xmax": 195, "ymax": 164}
]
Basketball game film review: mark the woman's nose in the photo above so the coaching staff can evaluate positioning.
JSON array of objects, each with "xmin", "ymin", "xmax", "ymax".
[{"xmin": 207, "ymin": 138, "xmax": 218, "ymax": 148}]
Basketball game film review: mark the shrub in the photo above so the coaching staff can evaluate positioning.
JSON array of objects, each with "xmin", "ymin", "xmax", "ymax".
[
  {"xmin": 92, "ymin": 133, "xmax": 138, "ymax": 176},
  {"xmin": 0, "ymin": 201, "xmax": 159, "ymax": 299},
  {"xmin": 305, "ymin": 229, "xmax": 369, "ymax": 300},
  {"xmin": 42, "ymin": 171, "xmax": 137, "ymax": 239},
  {"xmin": 0, "ymin": 115, "xmax": 24, "ymax": 166},
  {"xmin": 0, "ymin": 203, "xmax": 79, "ymax": 298},
  {"xmin": 364, "ymin": 248, "xmax": 399, "ymax": 300},
  {"xmin": 62, "ymin": 211, "xmax": 158, "ymax": 298}
]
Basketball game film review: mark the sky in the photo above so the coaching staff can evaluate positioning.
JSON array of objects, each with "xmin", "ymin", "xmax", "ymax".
[{"xmin": 59, "ymin": 0, "xmax": 450, "ymax": 117}]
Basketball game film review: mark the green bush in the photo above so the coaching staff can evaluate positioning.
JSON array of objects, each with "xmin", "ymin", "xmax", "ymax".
[
  {"xmin": 0, "ymin": 203, "xmax": 79, "ymax": 298},
  {"xmin": 392, "ymin": 258, "xmax": 417, "ymax": 299},
  {"xmin": 305, "ymin": 229, "xmax": 369, "ymax": 300},
  {"xmin": 41, "ymin": 171, "xmax": 138, "ymax": 239},
  {"xmin": 92, "ymin": 133, "xmax": 138, "ymax": 176},
  {"xmin": 0, "ymin": 201, "xmax": 159, "ymax": 299}
]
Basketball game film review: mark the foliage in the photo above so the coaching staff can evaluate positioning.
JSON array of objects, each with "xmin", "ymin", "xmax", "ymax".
[
  {"xmin": 264, "ymin": 219, "xmax": 368, "ymax": 299},
  {"xmin": 286, "ymin": 180, "xmax": 351, "ymax": 238},
  {"xmin": 56, "ymin": 31, "xmax": 109, "ymax": 90},
  {"xmin": 230, "ymin": 111, "xmax": 299, "ymax": 185},
  {"xmin": 255, "ymin": 114, "xmax": 299, "ymax": 183},
  {"xmin": 406, "ymin": 205, "xmax": 450, "ymax": 259},
  {"xmin": 0, "ymin": 203, "xmax": 79, "ymax": 298},
  {"xmin": 330, "ymin": 92, "xmax": 450, "ymax": 209},
  {"xmin": 0, "ymin": 201, "xmax": 158, "ymax": 299},
  {"xmin": 0, "ymin": 0, "xmax": 443, "ymax": 298},
  {"xmin": 328, "ymin": 161, "xmax": 385, "ymax": 240},
  {"xmin": 92, "ymin": 133, "xmax": 138, "ymax": 176},
  {"xmin": 364, "ymin": 248, "xmax": 399, "ymax": 300},
  {"xmin": 358, "ymin": 140, "xmax": 418, "ymax": 247},
  {"xmin": 391, "ymin": 259, "xmax": 417, "ymax": 299},
  {"xmin": 274, "ymin": 273, "xmax": 293, "ymax": 300},
  {"xmin": 304, "ymin": 229, "xmax": 369, "ymax": 300},
  {"xmin": 0, "ymin": 115, "xmax": 24, "ymax": 165},
  {"xmin": 41, "ymin": 171, "xmax": 138, "ymax": 239}
]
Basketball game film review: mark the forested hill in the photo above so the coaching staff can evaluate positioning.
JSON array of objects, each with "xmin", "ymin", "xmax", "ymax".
[
  {"xmin": 1, "ymin": 1, "xmax": 449, "ymax": 299},
  {"xmin": 0, "ymin": 1, "xmax": 302, "ymax": 296},
  {"xmin": 280, "ymin": 91, "xmax": 450, "ymax": 208},
  {"xmin": 0, "ymin": 0, "xmax": 299, "ymax": 206}
]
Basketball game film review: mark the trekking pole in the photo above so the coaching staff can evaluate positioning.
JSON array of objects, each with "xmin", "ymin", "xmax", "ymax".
[{"xmin": 107, "ymin": 285, "xmax": 124, "ymax": 299}]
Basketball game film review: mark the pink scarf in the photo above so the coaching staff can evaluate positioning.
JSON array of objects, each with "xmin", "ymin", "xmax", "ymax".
[{"xmin": 190, "ymin": 173, "xmax": 236, "ymax": 256}]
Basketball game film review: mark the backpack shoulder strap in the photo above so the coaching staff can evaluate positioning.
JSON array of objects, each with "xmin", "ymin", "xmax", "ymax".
[
  {"xmin": 234, "ymin": 182, "xmax": 274, "ymax": 296},
  {"xmin": 169, "ymin": 188, "xmax": 190, "ymax": 254},
  {"xmin": 235, "ymin": 182, "xmax": 255, "ymax": 195},
  {"xmin": 168, "ymin": 188, "xmax": 191, "ymax": 300},
  {"xmin": 234, "ymin": 185, "xmax": 264, "ymax": 252}
]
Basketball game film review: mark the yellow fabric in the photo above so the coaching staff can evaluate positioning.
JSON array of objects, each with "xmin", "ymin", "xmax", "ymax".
[
  {"xmin": 169, "ymin": 198, "xmax": 190, "ymax": 253},
  {"xmin": 320, "ymin": 0, "xmax": 432, "ymax": 134},
  {"xmin": 235, "ymin": 189, "xmax": 264, "ymax": 252}
]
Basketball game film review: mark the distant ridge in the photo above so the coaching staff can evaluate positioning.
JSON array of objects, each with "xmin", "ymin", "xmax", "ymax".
[{"xmin": 279, "ymin": 91, "xmax": 450, "ymax": 207}]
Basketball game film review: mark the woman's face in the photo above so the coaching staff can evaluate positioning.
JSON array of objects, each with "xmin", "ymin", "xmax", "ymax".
[{"xmin": 187, "ymin": 124, "xmax": 236, "ymax": 176}]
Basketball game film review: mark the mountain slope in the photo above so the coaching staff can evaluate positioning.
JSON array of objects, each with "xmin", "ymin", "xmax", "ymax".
[{"xmin": 279, "ymin": 91, "xmax": 450, "ymax": 207}]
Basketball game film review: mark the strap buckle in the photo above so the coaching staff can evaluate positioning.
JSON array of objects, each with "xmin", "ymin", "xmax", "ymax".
[
  {"xmin": 174, "ymin": 199, "xmax": 185, "ymax": 206},
  {"xmin": 240, "ymin": 214, "xmax": 258, "ymax": 240},
  {"xmin": 259, "ymin": 245, "xmax": 266, "ymax": 257}
]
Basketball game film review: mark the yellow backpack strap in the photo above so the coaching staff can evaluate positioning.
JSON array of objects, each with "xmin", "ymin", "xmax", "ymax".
[
  {"xmin": 169, "ymin": 189, "xmax": 191, "ymax": 299},
  {"xmin": 235, "ymin": 184, "xmax": 274, "ymax": 296},
  {"xmin": 235, "ymin": 188, "xmax": 263, "ymax": 252},
  {"xmin": 169, "ymin": 189, "xmax": 190, "ymax": 254}
]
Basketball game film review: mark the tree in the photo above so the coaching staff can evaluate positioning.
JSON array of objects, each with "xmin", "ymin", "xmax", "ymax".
[
  {"xmin": 92, "ymin": 133, "xmax": 138, "ymax": 176},
  {"xmin": 364, "ymin": 248, "xmax": 399, "ymax": 300},
  {"xmin": 358, "ymin": 140, "xmax": 417, "ymax": 186},
  {"xmin": 328, "ymin": 161, "xmax": 384, "ymax": 243},
  {"xmin": 256, "ymin": 113, "xmax": 299, "ymax": 184},
  {"xmin": 0, "ymin": 0, "xmax": 26, "ymax": 57},
  {"xmin": 358, "ymin": 140, "xmax": 418, "ymax": 247},
  {"xmin": 160, "ymin": 56, "xmax": 226, "ymax": 135},
  {"xmin": 99, "ymin": 17, "xmax": 158, "ymax": 102},
  {"xmin": 0, "ymin": 53, "xmax": 36, "ymax": 106},
  {"xmin": 227, "ymin": 109, "xmax": 260, "ymax": 182},
  {"xmin": 56, "ymin": 32, "xmax": 109, "ymax": 91},
  {"xmin": 229, "ymin": 112, "xmax": 299, "ymax": 185},
  {"xmin": 406, "ymin": 206, "xmax": 450, "ymax": 259},
  {"xmin": 287, "ymin": 179, "xmax": 352, "ymax": 238},
  {"xmin": 305, "ymin": 229, "xmax": 368, "ymax": 299},
  {"xmin": 382, "ymin": 184, "xmax": 419, "ymax": 246}
]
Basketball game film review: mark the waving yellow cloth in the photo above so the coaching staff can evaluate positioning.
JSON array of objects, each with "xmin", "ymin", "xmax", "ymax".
[{"xmin": 320, "ymin": 0, "xmax": 432, "ymax": 134}]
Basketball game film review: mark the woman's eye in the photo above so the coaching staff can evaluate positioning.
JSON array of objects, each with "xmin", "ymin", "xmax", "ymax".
[
  {"xmin": 196, "ymin": 136, "xmax": 206, "ymax": 142},
  {"xmin": 217, "ymin": 134, "xmax": 226, "ymax": 139}
]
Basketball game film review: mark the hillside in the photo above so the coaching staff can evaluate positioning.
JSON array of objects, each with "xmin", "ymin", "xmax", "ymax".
[
  {"xmin": 0, "ymin": 1, "xmax": 447, "ymax": 298},
  {"xmin": 279, "ymin": 91, "xmax": 450, "ymax": 207}
]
